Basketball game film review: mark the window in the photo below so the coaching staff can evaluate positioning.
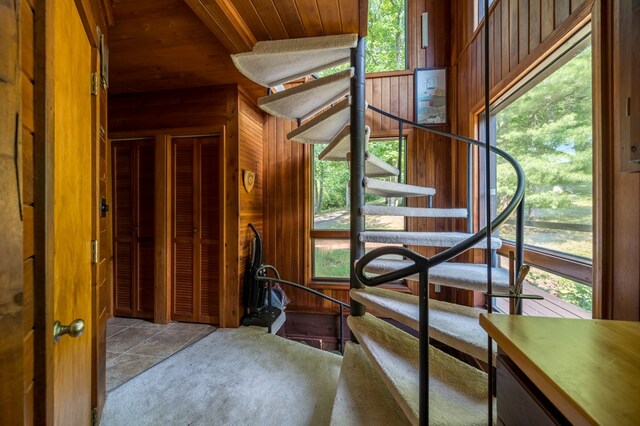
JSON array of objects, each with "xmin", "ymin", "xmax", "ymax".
[
  {"xmin": 475, "ymin": 0, "xmax": 495, "ymax": 28},
  {"xmin": 312, "ymin": 138, "xmax": 406, "ymax": 281},
  {"xmin": 366, "ymin": 0, "xmax": 406, "ymax": 72},
  {"xmin": 481, "ymin": 30, "xmax": 593, "ymax": 315}
]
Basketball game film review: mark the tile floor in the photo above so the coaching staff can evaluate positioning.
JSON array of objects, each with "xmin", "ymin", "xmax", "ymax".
[{"xmin": 106, "ymin": 317, "xmax": 216, "ymax": 391}]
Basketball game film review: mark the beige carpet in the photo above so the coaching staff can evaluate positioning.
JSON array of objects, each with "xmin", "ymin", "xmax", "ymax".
[{"xmin": 101, "ymin": 327, "xmax": 342, "ymax": 426}]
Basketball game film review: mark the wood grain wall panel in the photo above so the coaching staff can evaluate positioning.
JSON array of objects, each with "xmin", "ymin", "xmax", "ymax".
[
  {"xmin": 109, "ymin": 87, "xmax": 229, "ymax": 134},
  {"xmin": 107, "ymin": 0, "xmax": 263, "ymax": 97},
  {"xmin": 237, "ymin": 93, "xmax": 264, "ymax": 316}
]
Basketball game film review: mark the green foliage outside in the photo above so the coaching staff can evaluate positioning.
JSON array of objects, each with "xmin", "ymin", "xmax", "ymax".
[
  {"xmin": 313, "ymin": 139, "xmax": 403, "ymax": 230},
  {"xmin": 496, "ymin": 44, "xmax": 593, "ymax": 313},
  {"xmin": 496, "ymin": 45, "xmax": 593, "ymax": 260},
  {"xmin": 366, "ymin": 0, "xmax": 406, "ymax": 72},
  {"xmin": 314, "ymin": 247, "xmax": 350, "ymax": 278}
]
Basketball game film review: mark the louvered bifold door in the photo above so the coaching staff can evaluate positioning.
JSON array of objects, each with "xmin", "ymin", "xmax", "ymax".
[
  {"xmin": 112, "ymin": 139, "xmax": 155, "ymax": 318},
  {"xmin": 113, "ymin": 142, "xmax": 135, "ymax": 316},
  {"xmin": 198, "ymin": 137, "xmax": 220, "ymax": 323},
  {"xmin": 135, "ymin": 141, "xmax": 155, "ymax": 317},
  {"xmin": 171, "ymin": 136, "xmax": 220, "ymax": 324},
  {"xmin": 172, "ymin": 138, "xmax": 196, "ymax": 321}
]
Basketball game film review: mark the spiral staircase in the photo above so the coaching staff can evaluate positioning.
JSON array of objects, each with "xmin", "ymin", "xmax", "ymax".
[{"xmin": 232, "ymin": 33, "xmax": 528, "ymax": 425}]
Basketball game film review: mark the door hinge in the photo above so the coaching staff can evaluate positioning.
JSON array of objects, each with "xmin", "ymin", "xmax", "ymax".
[
  {"xmin": 92, "ymin": 406, "xmax": 98, "ymax": 426},
  {"xmin": 91, "ymin": 72, "xmax": 99, "ymax": 96},
  {"xmin": 91, "ymin": 240, "xmax": 99, "ymax": 264}
]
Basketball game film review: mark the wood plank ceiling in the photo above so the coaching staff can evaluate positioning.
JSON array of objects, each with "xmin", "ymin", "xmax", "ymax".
[
  {"xmin": 231, "ymin": 0, "xmax": 361, "ymax": 40},
  {"xmin": 108, "ymin": 0, "xmax": 362, "ymax": 96}
]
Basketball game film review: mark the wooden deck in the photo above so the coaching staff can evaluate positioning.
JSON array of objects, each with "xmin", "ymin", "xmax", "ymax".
[{"xmin": 496, "ymin": 283, "xmax": 591, "ymax": 319}]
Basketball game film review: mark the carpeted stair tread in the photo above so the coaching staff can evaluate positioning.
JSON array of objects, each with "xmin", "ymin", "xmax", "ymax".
[
  {"xmin": 364, "ymin": 259, "xmax": 510, "ymax": 292},
  {"xmin": 361, "ymin": 205, "xmax": 468, "ymax": 218},
  {"xmin": 287, "ymin": 98, "xmax": 351, "ymax": 144},
  {"xmin": 359, "ymin": 231, "xmax": 502, "ymax": 249},
  {"xmin": 362, "ymin": 152, "xmax": 401, "ymax": 177},
  {"xmin": 348, "ymin": 314, "xmax": 489, "ymax": 425},
  {"xmin": 258, "ymin": 69, "xmax": 353, "ymax": 120},
  {"xmin": 363, "ymin": 178, "xmax": 436, "ymax": 198},
  {"xmin": 318, "ymin": 126, "xmax": 399, "ymax": 177},
  {"xmin": 231, "ymin": 34, "xmax": 358, "ymax": 87},
  {"xmin": 318, "ymin": 125, "xmax": 368, "ymax": 161},
  {"xmin": 349, "ymin": 287, "xmax": 495, "ymax": 360},
  {"xmin": 330, "ymin": 342, "xmax": 410, "ymax": 426}
]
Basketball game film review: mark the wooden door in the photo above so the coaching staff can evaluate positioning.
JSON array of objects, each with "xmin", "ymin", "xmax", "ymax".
[
  {"xmin": 112, "ymin": 139, "xmax": 155, "ymax": 318},
  {"xmin": 172, "ymin": 136, "xmax": 220, "ymax": 324},
  {"xmin": 52, "ymin": 0, "xmax": 94, "ymax": 422}
]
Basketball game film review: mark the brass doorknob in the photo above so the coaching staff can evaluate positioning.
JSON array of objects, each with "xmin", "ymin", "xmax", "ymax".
[{"xmin": 53, "ymin": 319, "xmax": 85, "ymax": 343}]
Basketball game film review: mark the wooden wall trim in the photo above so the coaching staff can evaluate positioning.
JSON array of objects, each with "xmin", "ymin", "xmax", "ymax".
[
  {"xmin": 0, "ymin": 0, "xmax": 25, "ymax": 423},
  {"xmin": 221, "ymin": 88, "xmax": 240, "ymax": 327},
  {"xmin": 183, "ymin": 0, "xmax": 256, "ymax": 54},
  {"xmin": 154, "ymin": 134, "xmax": 170, "ymax": 323},
  {"xmin": 33, "ymin": 0, "xmax": 55, "ymax": 421}
]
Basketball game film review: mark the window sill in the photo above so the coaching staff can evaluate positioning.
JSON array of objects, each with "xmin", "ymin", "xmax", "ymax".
[{"xmin": 497, "ymin": 242, "xmax": 592, "ymax": 286}]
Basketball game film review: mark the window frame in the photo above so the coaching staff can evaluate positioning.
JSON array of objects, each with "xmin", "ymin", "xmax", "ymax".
[
  {"xmin": 477, "ymin": 25, "xmax": 594, "ymax": 289},
  {"xmin": 309, "ymin": 135, "xmax": 408, "ymax": 284}
]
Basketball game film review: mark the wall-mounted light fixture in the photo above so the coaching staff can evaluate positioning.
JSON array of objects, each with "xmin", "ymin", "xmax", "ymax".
[{"xmin": 421, "ymin": 13, "xmax": 429, "ymax": 48}]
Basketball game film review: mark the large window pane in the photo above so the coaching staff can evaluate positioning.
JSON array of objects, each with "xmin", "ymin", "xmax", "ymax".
[
  {"xmin": 313, "ymin": 139, "xmax": 405, "ymax": 231},
  {"xmin": 313, "ymin": 240, "xmax": 404, "ymax": 279},
  {"xmin": 366, "ymin": 0, "xmax": 406, "ymax": 72},
  {"xmin": 495, "ymin": 43, "xmax": 593, "ymax": 260}
]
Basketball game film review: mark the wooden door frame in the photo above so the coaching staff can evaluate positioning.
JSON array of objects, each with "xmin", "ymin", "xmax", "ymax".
[
  {"xmin": 33, "ymin": 0, "xmax": 101, "ymax": 422},
  {"xmin": 109, "ymin": 125, "xmax": 226, "ymax": 325}
]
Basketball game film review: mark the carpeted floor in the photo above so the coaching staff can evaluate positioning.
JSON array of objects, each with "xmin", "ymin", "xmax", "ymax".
[{"xmin": 101, "ymin": 326, "xmax": 342, "ymax": 426}]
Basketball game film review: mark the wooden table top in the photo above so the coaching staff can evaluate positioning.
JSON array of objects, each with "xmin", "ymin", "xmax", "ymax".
[{"xmin": 480, "ymin": 314, "xmax": 640, "ymax": 426}]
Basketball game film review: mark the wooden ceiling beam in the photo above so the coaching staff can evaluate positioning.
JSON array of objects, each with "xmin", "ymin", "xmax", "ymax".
[{"xmin": 183, "ymin": 0, "xmax": 257, "ymax": 53}]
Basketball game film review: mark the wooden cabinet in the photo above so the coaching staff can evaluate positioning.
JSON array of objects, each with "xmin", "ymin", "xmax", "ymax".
[
  {"xmin": 171, "ymin": 136, "xmax": 221, "ymax": 324},
  {"xmin": 112, "ymin": 139, "xmax": 155, "ymax": 318}
]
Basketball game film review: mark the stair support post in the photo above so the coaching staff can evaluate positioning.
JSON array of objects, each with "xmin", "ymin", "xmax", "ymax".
[
  {"xmin": 349, "ymin": 37, "xmax": 367, "ymax": 322},
  {"xmin": 419, "ymin": 269, "xmax": 430, "ymax": 426},
  {"xmin": 514, "ymin": 195, "xmax": 525, "ymax": 314}
]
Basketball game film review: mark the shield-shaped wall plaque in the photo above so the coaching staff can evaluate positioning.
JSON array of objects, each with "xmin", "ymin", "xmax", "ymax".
[{"xmin": 243, "ymin": 170, "xmax": 255, "ymax": 193}]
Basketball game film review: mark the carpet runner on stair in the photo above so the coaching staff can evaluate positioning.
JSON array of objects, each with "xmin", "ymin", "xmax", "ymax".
[
  {"xmin": 258, "ymin": 68, "xmax": 353, "ymax": 120},
  {"xmin": 287, "ymin": 98, "xmax": 351, "ymax": 144},
  {"xmin": 360, "ymin": 231, "xmax": 502, "ymax": 249},
  {"xmin": 364, "ymin": 259, "xmax": 511, "ymax": 293},
  {"xmin": 363, "ymin": 178, "xmax": 436, "ymax": 198},
  {"xmin": 348, "ymin": 314, "xmax": 489, "ymax": 425},
  {"xmin": 330, "ymin": 342, "xmax": 409, "ymax": 426},
  {"xmin": 360, "ymin": 205, "xmax": 468, "ymax": 218},
  {"xmin": 350, "ymin": 287, "xmax": 496, "ymax": 361},
  {"xmin": 231, "ymin": 34, "xmax": 358, "ymax": 87}
]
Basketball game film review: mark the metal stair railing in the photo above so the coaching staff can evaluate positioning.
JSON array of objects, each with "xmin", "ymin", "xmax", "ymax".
[
  {"xmin": 354, "ymin": 104, "xmax": 540, "ymax": 426},
  {"xmin": 256, "ymin": 265, "xmax": 349, "ymax": 354}
]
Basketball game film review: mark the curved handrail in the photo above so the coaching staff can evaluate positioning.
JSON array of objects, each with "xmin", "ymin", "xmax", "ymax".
[
  {"xmin": 255, "ymin": 264, "xmax": 347, "ymax": 353},
  {"xmin": 255, "ymin": 265, "xmax": 349, "ymax": 308},
  {"xmin": 355, "ymin": 105, "xmax": 525, "ymax": 284}
]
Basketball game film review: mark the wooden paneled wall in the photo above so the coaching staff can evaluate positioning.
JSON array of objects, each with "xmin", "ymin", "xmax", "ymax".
[
  {"xmin": 238, "ymin": 91, "xmax": 264, "ymax": 312},
  {"xmin": 22, "ymin": 0, "xmax": 36, "ymax": 422},
  {"xmin": 109, "ymin": 85, "xmax": 263, "ymax": 327},
  {"xmin": 0, "ymin": 0, "xmax": 31, "ymax": 422}
]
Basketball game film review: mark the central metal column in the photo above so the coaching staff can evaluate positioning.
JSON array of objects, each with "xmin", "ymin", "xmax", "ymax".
[{"xmin": 349, "ymin": 36, "xmax": 366, "ymax": 322}]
